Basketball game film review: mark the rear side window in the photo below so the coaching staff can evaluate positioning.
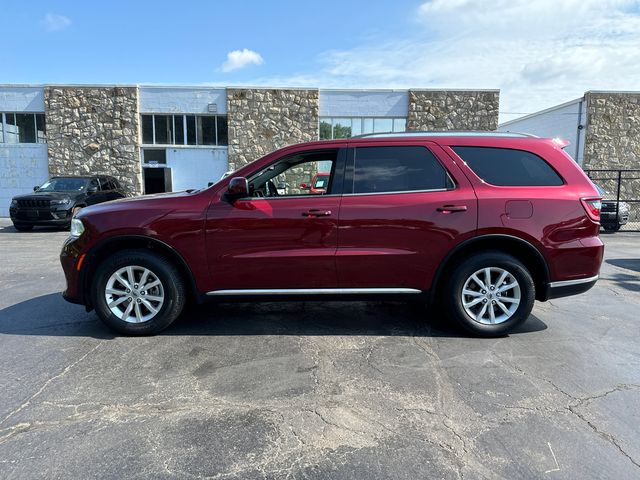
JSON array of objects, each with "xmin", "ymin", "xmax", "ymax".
[
  {"xmin": 452, "ymin": 147, "xmax": 563, "ymax": 186},
  {"xmin": 352, "ymin": 146, "xmax": 453, "ymax": 194}
]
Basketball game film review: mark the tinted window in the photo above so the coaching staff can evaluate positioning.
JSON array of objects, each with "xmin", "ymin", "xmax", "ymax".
[
  {"xmin": 453, "ymin": 147, "xmax": 563, "ymax": 186},
  {"xmin": 98, "ymin": 177, "xmax": 111, "ymax": 190},
  {"xmin": 352, "ymin": 146, "xmax": 452, "ymax": 194}
]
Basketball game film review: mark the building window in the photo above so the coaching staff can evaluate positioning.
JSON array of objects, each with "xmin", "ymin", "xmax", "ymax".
[
  {"xmin": 0, "ymin": 113, "xmax": 46, "ymax": 144},
  {"xmin": 319, "ymin": 117, "xmax": 406, "ymax": 140},
  {"xmin": 141, "ymin": 114, "xmax": 228, "ymax": 146}
]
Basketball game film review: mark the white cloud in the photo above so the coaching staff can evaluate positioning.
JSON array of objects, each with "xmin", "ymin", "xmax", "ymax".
[
  {"xmin": 221, "ymin": 49, "xmax": 264, "ymax": 72},
  {"xmin": 41, "ymin": 13, "xmax": 71, "ymax": 32},
  {"xmin": 243, "ymin": 1, "xmax": 640, "ymax": 123}
]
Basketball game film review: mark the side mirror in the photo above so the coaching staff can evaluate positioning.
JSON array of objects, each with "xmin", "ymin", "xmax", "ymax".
[
  {"xmin": 33, "ymin": 186, "xmax": 39, "ymax": 192},
  {"xmin": 87, "ymin": 185, "xmax": 98, "ymax": 195},
  {"xmin": 226, "ymin": 177, "xmax": 249, "ymax": 202}
]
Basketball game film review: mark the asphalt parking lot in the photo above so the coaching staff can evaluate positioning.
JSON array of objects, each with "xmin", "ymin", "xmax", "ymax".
[{"xmin": 0, "ymin": 218, "xmax": 639, "ymax": 479}]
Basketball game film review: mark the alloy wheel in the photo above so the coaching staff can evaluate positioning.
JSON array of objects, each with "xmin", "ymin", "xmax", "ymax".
[
  {"xmin": 461, "ymin": 267, "xmax": 521, "ymax": 325},
  {"xmin": 104, "ymin": 266, "xmax": 165, "ymax": 323}
]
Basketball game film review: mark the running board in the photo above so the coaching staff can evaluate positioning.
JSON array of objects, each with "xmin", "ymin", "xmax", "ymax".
[{"xmin": 206, "ymin": 288, "xmax": 422, "ymax": 296}]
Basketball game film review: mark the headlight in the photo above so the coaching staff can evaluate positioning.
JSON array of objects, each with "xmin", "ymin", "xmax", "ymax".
[
  {"xmin": 10, "ymin": 199, "xmax": 17, "ymax": 207},
  {"xmin": 70, "ymin": 218, "xmax": 85, "ymax": 237},
  {"xmin": 51, "ymin": 197, "xmax": 71, "ymax": 206}
]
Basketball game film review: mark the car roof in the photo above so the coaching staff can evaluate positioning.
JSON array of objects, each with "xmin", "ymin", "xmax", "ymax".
[
  {"xmin": 298, "ymin": 131, "xmax": 563, "ymax": 149},
  {"xmin": 50, "ymin": 175, "xmax": 114, "ymax": 179}
]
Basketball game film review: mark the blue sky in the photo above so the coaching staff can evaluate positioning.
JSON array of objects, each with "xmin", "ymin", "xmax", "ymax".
[{"xmin": 2, "ymin": 0, "xmax": 640, "ymax": 122}]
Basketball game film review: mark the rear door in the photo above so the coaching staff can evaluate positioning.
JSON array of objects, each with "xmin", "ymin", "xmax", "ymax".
[{"xmin": 336, "ymin": 141, "xmax": 477, "ymax": 291}]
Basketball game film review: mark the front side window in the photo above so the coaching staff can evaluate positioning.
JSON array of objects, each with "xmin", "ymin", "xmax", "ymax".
[
  {"xmin": 452, "ymin": 146, "xmax": 564, "ymax": 186},
  {"xmin": 98, "ymin": 177, "xmax": 111, "ymax": 190},
  {"xmin": 249, "ymin": 149, "xmax": 337, "ymax": 197},
  {"xmin": 351, "ymin": 146, "xmax": 453, "ymax": 194}
]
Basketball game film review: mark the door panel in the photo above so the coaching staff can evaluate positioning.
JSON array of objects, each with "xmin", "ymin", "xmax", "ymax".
[
  {"xmin": 206, "ymin": 196, "xmax": 341, "ymax": 290},
  {"xmin": 337, "ymin": 142, "xmax": 477, "ymax": 291}
]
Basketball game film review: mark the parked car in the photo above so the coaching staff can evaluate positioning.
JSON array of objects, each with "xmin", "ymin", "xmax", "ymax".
[
  {"xmin": 10, "ymin": 175, "xmax": 126, "ymax": 231},
  {"xmin": 300, "ymin": 172, "xmax": 331, "ymax": 194},
  {"xmin": 594, "ymin": 184, "xmax": 629, "ymax": 232},
  {"xmin": 61, "ymin": 133, "xmax": 604, "ymax": 337}
]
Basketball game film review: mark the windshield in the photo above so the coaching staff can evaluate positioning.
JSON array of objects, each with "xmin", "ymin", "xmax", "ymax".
[{"xmin": 38, "ymin": 178, "xmax": 88, "ymax": 192}]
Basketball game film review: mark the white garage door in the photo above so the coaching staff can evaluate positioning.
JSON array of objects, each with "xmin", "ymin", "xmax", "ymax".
[
  {"xmin": 0, "ymin": 144, "xmax": 49, "ymax": 217},
  {"xmin": 166, "ymin": 148, "xmax": 228, "ymax": 192}
]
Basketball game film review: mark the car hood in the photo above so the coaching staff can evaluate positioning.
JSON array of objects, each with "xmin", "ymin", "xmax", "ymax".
[
  {"xmin": 78, "ymin": 190, "xmax": 198, "ymax": 215},
  {"xmin": 12, "ymin": 191, "xmax": 78, "ymax": 201}
]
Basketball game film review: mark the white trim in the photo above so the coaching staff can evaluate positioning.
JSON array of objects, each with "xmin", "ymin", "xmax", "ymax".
[
  {"xmin": 206, "ymin": 288, "xmax": 422, "ymax": 296},
  {"xmin": 548, "ymin": 275, "xmax": 599, "ymax": 288}
]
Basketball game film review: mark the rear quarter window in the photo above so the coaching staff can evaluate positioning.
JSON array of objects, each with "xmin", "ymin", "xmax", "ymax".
[{"xmin": 452, "ymin": 146, "xmax": 563, "ymax": 186}]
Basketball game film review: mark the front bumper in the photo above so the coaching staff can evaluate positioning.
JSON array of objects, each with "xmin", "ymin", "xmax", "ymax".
[
  {"xmin": 60, "ymin": 236, "xmax": 86, "ymax": 306},
  {"xmin": 600, "ymin": 211, "xmax": 629, "ymax": 225},
  {"xmin": 11, "ymin": 207, "xmax": 72, "ymax": 226}
]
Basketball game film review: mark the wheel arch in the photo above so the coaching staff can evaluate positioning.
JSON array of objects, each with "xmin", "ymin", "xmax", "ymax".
[
  {"xmin": 430, "ymin": 234, "xmax": 551, "ymax": 303},
  {"xmin": 81, "ymin": 235, "xmax": 202, "ymax": 308}
]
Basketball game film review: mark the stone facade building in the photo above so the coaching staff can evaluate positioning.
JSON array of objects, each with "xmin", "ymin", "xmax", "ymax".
[
  {"xmin": 45, "ymin": 86, "xmax": 141, "ymax": 193},
  {"xmin": 498, "ymin": 91, "xmax": 640, "ymax": 171},
  {"xmin": 0, "ymin": 85, "xmax": 502, "ymax": 214}
]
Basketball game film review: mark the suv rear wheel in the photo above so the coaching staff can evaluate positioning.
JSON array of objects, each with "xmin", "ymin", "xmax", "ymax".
[
  {"xmin": 92, "ymin": 250, "xmax": 186, "ymax": 335},
  {"xmin": 443, "ymin": 251, "xmax": 535, "ymax": 337}
]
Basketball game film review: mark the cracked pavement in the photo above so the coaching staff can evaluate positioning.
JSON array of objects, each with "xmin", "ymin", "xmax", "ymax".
[{"xmin": 0, "ymin": 218, "xmax": 639, "ymax": 479}]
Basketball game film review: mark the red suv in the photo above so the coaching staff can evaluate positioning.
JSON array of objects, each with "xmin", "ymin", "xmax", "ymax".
[{"xmin": 61, "ymin": 133, "xmax": 604, "ymax": 336}]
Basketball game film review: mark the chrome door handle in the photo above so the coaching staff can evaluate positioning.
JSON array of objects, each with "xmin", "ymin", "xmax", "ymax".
[
  {"xmin": 302, "ymin": 209, "xmax": 332, "ymax": 217},
  {"xmin": 437, "ymin": 205, "xmax": 467, "ymax": 213}
]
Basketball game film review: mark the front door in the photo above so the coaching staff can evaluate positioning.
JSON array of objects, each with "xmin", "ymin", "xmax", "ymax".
[
  {"xmin": 336, "ymin": 142, "xmax": 477, "ymax": 291},
  {"xmin": 205, "ymin": 148, "xmax": 345, "ymax": 291}
]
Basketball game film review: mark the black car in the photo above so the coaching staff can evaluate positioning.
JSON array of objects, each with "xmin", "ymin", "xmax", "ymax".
[
  {"xmin": 9, "ymin": 176, "xmax": 126, "ymax": 231},
  {"xmin": 595, "ymin": 184, "xmax": 630, "ymax": 232}
]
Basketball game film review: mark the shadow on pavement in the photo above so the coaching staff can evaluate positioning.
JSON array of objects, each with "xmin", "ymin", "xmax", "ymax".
[
  {"xmin": 0, "ymin": 224, "xmax": 67, "ymax": 234},
  {"xmin": 0, "ymin": 292, "xmax": 548, "ymax": 339},
  {"xmin": 607, "ymin": 258, "xmax": 640, "ymax": 273}
]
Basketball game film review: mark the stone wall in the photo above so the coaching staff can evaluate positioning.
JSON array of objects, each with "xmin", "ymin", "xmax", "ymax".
[
  {"xmin": 583, "ymin": 92, "xmax": 640, "ymax": 170},
  {"xmin": 407, "ymin": 90, "xmax": 499, "ymax": 131},
  {"xmin": 226, "ymin": 88, "xmax": 319, "ymax": 171},
  {"xmin": 44, "ymin": 86, "xmax": 141, "ymax": 194}
]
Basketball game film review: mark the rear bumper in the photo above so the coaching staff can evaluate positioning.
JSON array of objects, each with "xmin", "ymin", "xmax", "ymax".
[{"xmin": 547, "ymin": 274, "xmax": 599, "ymax": 299}]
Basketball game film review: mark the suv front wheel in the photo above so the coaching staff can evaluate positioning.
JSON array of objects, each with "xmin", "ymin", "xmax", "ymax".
[
  {"xmin": 92, "ymin": 250, "xmax": 186, "ymax": 335},
  {"xmin": 443, "ymin": 252, "xmax": 535, "ymax": 337}
]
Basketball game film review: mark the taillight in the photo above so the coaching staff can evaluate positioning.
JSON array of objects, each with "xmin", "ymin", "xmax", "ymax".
[{"xmin": 581, "ymin": 197, "xmax": 602, "ymax": 222}]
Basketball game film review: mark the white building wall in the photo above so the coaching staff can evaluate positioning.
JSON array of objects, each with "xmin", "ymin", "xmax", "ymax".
[
  {"xmin": 0, "ymin": 87, "xmax": 47, "ymax": 216},
  {"xmin": 165, "ymin": 148, "xmax": 228, "ymax": 191},
  {"xmin": 0, "ymin": 144, "xmax": 49, "ymax": 216},
  {"xmin": 319, "ymin": 90, "xmax": 408, "ymax": 117},
  {"xmin": 498, "ymin": 98, "xmax": 586, "ymax": 164},
  {"xmin": 139, "ymin": 87, "xmax": 227, "ymax": 114},
  {"xmin": 0, "ymin": 86, "xmax": 45, "ymax": 112}
]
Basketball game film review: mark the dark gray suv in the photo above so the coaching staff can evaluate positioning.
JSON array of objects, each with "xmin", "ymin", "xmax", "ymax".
[{"xmin": 9, "ymin": 175, "xmax": 126, "ymax": 231}]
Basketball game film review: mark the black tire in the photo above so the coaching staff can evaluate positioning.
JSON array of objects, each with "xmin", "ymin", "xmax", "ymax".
[
  {"xmin": 443, "ymin": 251, "xmax": 535, "ymax": 337},
  {"xmin": 92, "ymin": 249, "xmax": 186, "ymax": 335},
  {"xmin": 13, "ymin": 223, "xmax": 33, "ymax": 232},
  {"xmin": 603, "ymin": 224, "xmax": 620, "ymax": 232}
]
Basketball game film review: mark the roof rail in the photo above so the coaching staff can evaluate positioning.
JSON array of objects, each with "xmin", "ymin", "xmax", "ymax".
[{"xmin": 351, "ymin": 131, "xmax": 538, "ymax": 139}]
